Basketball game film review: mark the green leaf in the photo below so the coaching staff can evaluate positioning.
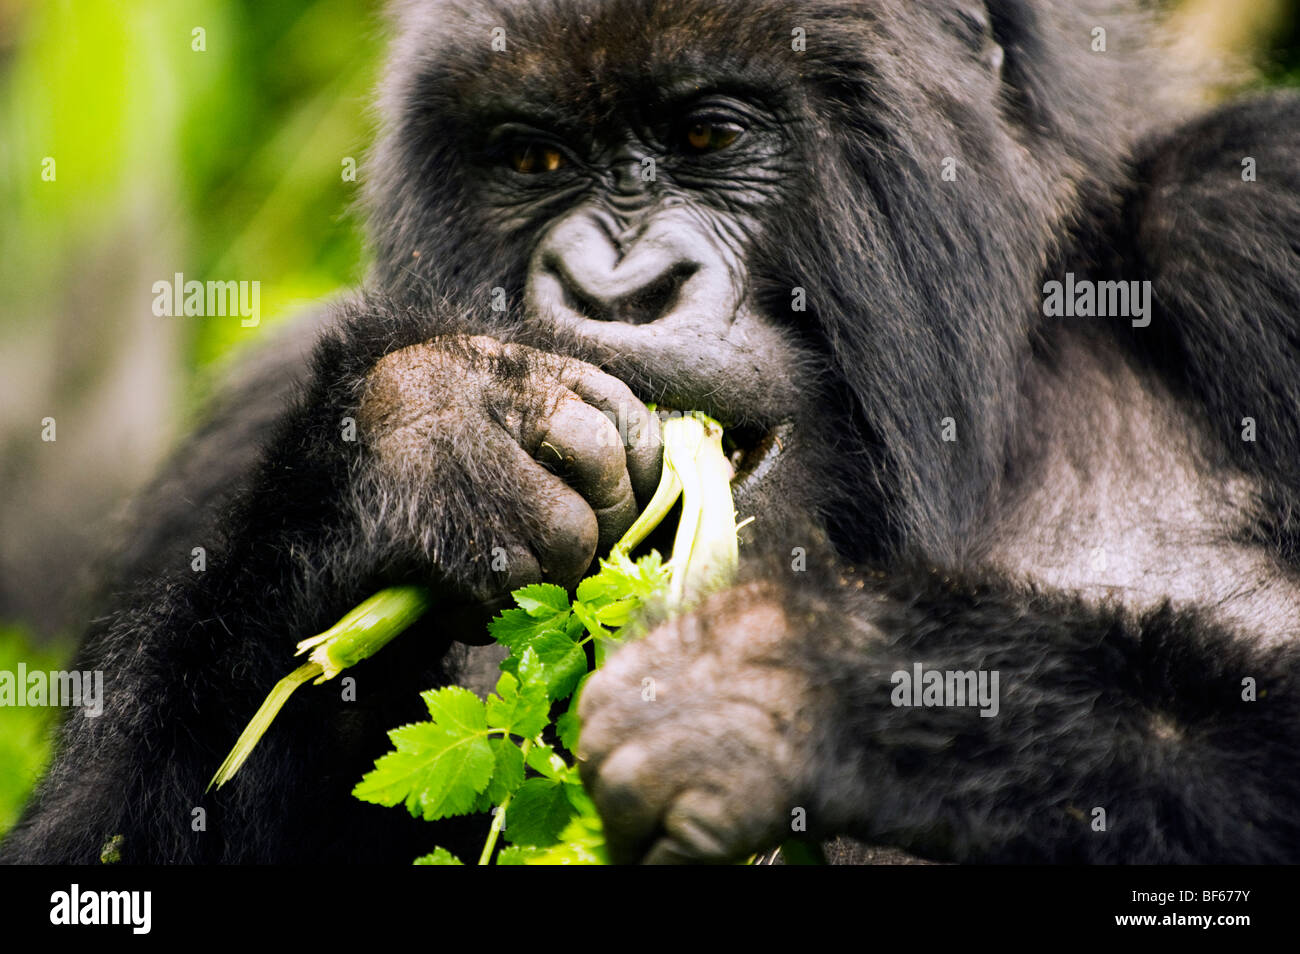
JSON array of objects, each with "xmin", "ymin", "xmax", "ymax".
[
  {"xmin": 503, "ymin": 778, "xmax": 577, "ymax": 847},
  {"xmin": 511, "ymin": 583, "xmax": 571, "ymax": 617},
  {"xmin": 495, "ymin": 846, "xmax": 546, "ymax": 865},
  {"xmin": 519, "ymin": 815, "xmax": 608, "ymax": 865},
  {"xmin": 577, "ymin": 551, "xmax": 668, "ymax": 608},
  {"xmin": 419, "ymin": 685, "xmax": 489, "ymax": 734},
  {"xmin": 414, "ymin": 847, "xmax": 464, "ymax": 865},
  {"xmin": 485, "ymin": 738, "xmax": 525, "ymax": 803},
  {"xmin": 526, "ymin": 632, "xmax": 588, "ymax": 701},
  {"xmin": 501, "ymin": 634, "xmax": 587, "ymax": 703},
  {"xmin": 488, "ymin": 585, "xmax": 573, "ymax": 651},
  {"xmin": 486, "ymin": 670, "xmax": 549, "ymax": 740},
  {"xmin": 593, "ymin": 601, "xmax": 635, "ymax": 626},
  {"xmin": 524, "ymin": 740, "xmax": 575, "ymax": 782},
  {"xmin": 353, "ymin": 687, "xmax": 495, "ymax": 821},
  {"xmin": 570, "ymin": 600, "xmax": 608, "ymax": 640},
  {"xmin": 564, "ymin": 780, "xmax": 601, "ymax": 820},
  {"xmin": 488, "ymin": 608, "xmax": 555, "ymax": 649},
  {"xmin": 515, "ymin": 646, "xmax": 545, "ymax": 690},
  {"xmin": 555, "ymin": 704, "xmax": 582, "ymax": 755},
  {"xmin": 575, "ymin": 572, "xmax": 612, "ymax": 606}
]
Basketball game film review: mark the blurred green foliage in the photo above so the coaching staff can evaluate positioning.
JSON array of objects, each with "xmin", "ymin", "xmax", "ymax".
[
  {"xmin": 0, "ymin": 628, "xmax": 70, "ymax": 835},
  {"xmin": 0, "ymin": 0, "xmax": 383, "ymax": 373},
  {"xmin": 0, "ymin": 0, "xmax": 384, "ymax": 839}
]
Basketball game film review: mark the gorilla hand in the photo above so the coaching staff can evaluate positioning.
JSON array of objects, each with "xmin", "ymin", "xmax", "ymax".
[
  {"xmin": 578, "ymin": 583, "xmax": 829, "ymax": 864},
  {"xmin": 356, "ymin": 335, "xmax": 661, "ymax": 600}
]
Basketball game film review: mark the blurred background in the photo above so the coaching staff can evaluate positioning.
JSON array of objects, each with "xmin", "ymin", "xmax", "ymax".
[{"xmin": 0, "ymin": 0, "xmax": 1296, "ymax": 837}]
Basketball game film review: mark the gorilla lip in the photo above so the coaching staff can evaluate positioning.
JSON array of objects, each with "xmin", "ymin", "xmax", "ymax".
[{"xmin": 727, "ymin": 420, "xmax": 790, "ymax": 493}]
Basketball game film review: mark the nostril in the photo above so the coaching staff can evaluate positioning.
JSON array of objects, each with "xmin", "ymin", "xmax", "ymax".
[
  {"xmin": 565, "ymin": 262, "xmax": 696, "ymax": 325},
  {"xmin": 558, "ymin": 278, "xmax": 604, "ymax": 323}
]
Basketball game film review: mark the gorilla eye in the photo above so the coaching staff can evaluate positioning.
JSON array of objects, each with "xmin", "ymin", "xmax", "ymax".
[
  {"xmin": 508, "ymin": 141, "xmax": 566, "ymax": 174},
  {"xmin": 682, "ymin": 120, "xmax": 742, "ymax": 154}
]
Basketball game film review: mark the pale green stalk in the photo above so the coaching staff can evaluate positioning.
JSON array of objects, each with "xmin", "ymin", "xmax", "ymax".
[
  {"xmin": 611, "ymin": 459, "xmax": 683, "ymax": 557},
  {"xmin": 662, "ymin": 415, "xmax": 737, "ymax": 604},
  {"xmin": 208, "ymin": 585, "xmax": 432, "ymax": 791}
]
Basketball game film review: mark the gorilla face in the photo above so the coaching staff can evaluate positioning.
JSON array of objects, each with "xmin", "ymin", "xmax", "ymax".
[
  {"xmin": 366, "ymin": 0, "xmax": 1115, "ymax": 563},
  {"xmin": 372, "ymin": 0, "xmax": 835, "ymax": 527},
  {"xmin": 511, "ymin": 91, "xmax": 808, "ymax": 512}
]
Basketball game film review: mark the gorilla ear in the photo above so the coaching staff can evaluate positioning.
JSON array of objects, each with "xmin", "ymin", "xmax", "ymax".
[{"xmin": 952, "ymin": 4, "xmax": 1005, "ymax": 80}]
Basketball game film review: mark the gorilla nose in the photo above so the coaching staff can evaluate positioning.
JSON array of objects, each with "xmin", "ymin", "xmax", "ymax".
[
  {"xmin": 526, "ymin": 209, "xmax": 740, "ymax": 328},
  {"xmin": 574, "ymin": 261, "xmax": 694, "ymax": 325}
]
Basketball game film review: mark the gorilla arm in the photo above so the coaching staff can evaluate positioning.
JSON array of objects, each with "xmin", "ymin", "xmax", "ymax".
[
  {"xmin": 0, "ymin": 302, "xmax": 660, "ymax": 863},
  {"xmin": 579, "ymin": 569, "xmax": 1300, "ymax": 864}
]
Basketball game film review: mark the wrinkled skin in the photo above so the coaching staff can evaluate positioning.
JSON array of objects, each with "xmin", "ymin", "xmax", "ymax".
[
  {"xmin": 360, "ymin": 336, "xmax": 664, "ymax": 588},
  {"xmin": 578, "ymin": 587, "xmax": 822, "ymax": 864}
]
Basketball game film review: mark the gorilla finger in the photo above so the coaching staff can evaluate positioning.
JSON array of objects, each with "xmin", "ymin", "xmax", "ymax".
[
  {"xmin": 462, "ymin": 542, "xmax": 541, "ymax": 604},
  {"xmin": 540, "ymin": 357, "xmax": 663, "ymax": 504},
  {"xmin": 642, "ymin": 816, "xmax": 730, "ymax": 865},
  {"xmin": 504, "ymin": 441, "xmax": 601, "ymax": 587},
  {"xmin": 525, "ymin": 391, "xmax": 638, "ymax": 550},
  {"xmin": 645, "ymin": 789, "xmax": 777, "ymax": 865},
  {"xmin": 582, "ymin": 743, "xmax": 670, "ymax": 865},
  {"xmin": 468, "ymin": 426, "xmax": 594, "ymax": 585}
]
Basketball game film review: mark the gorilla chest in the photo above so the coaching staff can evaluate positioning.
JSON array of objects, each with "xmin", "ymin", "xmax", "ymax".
[{"xmin": 980, "ymin": 342, "xmax": 1300, "ymax": 646}]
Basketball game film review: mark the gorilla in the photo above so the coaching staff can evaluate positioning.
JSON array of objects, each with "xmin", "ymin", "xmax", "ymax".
[{"xmin": 4, "ymin": 0, "xmax": 1300, "ymax": 864}]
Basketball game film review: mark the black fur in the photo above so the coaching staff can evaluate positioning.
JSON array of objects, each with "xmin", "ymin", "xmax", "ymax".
[
  {"xmin": 800, "ymin": 567, "xmax": 1300, "ymax": 863},
  {"xmin": 4, "ymin": 0, "xmax": 1300, "ymax": 863}
]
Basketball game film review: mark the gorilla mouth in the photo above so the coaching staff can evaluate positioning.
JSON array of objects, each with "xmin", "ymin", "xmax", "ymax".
[
  {"xmin": 727, "ymin": 420, "xmax": 791, "ymax": 493},
  {"xmin": 655, "ymin": 409, "xmax": 791, "ymax": 493}
]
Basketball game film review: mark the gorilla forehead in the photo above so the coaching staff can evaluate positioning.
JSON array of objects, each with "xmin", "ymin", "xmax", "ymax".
[
  {"xmin": 400, "ymin": 0, "xmax": 811, "ymax": 117},
  {"xmin": 383, "ymin": 0, "xmax": 1009, "ymax": 122}
]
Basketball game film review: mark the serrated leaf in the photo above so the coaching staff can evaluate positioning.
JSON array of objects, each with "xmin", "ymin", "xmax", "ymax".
[
  {"xmin": 564, "ymin": 613, "xmax": 587, "ymax": 642},
  {"xmin": 518, "ymin": 843, "xmax": 592, "ymax": 865},
  {"xmin": 486, "ymin": 738, "xmax": 525, "ymax": 803},
  {"xmin": 486, "ymin": 670, "xmax": 549, "ymax": 739},
  {"xmin": 516, "ymin": 645, "xmax": 545, "ymax": 688},
  {"xmin": 501, "ymin": 635, "xmax": 586, "ymax": 703},
  {"xmin": 353, "ymin": 717, "xmax": 494, "ymax": 821},
  {"xmin": 488, "ymin": 585, "xmax": 572, "ymax": 653},
  {"xmin": 511, "ymin": 583, "xmax": 571, "ymax": 617},
  {"xmin": 503, "ymin": 778, "xmax": 578, "ymax": 847},
  {"xmin": 570, "ymin": 600, "xmax": 608, "ymax": 640},
  {"xmin": 575, "ymin": 573, "xmax": 610, "ymax": 606},
  {"xmin": 594, "ymin": 600, "xmax": 635, "ymax": 626},
  {"xmin": 555, "ymin": 704, "xmax": 582, "ymax": 755},
  {"xmin": 485, "ymin": 670, "xmax": 519, "ymax": 723},
  {"xmin": 419, "ymin": 685, "xmax": 488, "ymax": 734},
  {"xmin": 564, "ymin": 780, "xmax": 600, "ymax": 819},
  {"xmin": 520, "ymin": 815, "xmax": 608, "ymax": 865},
  {"xmin": 524, "ymin": 740, "xmax": 574, "ymax": 782},
  {"xmin": 577, "ymin": 551, "xmax": 669, "ymax": 608},
  {"xmin": 488, "ymin": 609, "xmax": 572, "ymax": 652},
  {"xmin": 488, "ymin": 608, "xmax": 544, "ymax": 648},
  {"xmin": 526, "ymin": 631, "xmax": 588, "ymax": 701},
  {"xmin": 414, "ymin": 847, "xmax": 464, "ymax": 865}
]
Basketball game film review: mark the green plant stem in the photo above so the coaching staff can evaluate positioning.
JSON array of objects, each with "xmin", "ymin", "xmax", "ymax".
[
  {"xmin": 207, "ymin": 661, "xmax": 323, "ymax": 791},
  {"xmin": 478, "ymin": 738, "xmax": 534, "ymax": 865},
  {"xmin": 612, "ymin": 454, "xmax": 684, "ymax": 556}
]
